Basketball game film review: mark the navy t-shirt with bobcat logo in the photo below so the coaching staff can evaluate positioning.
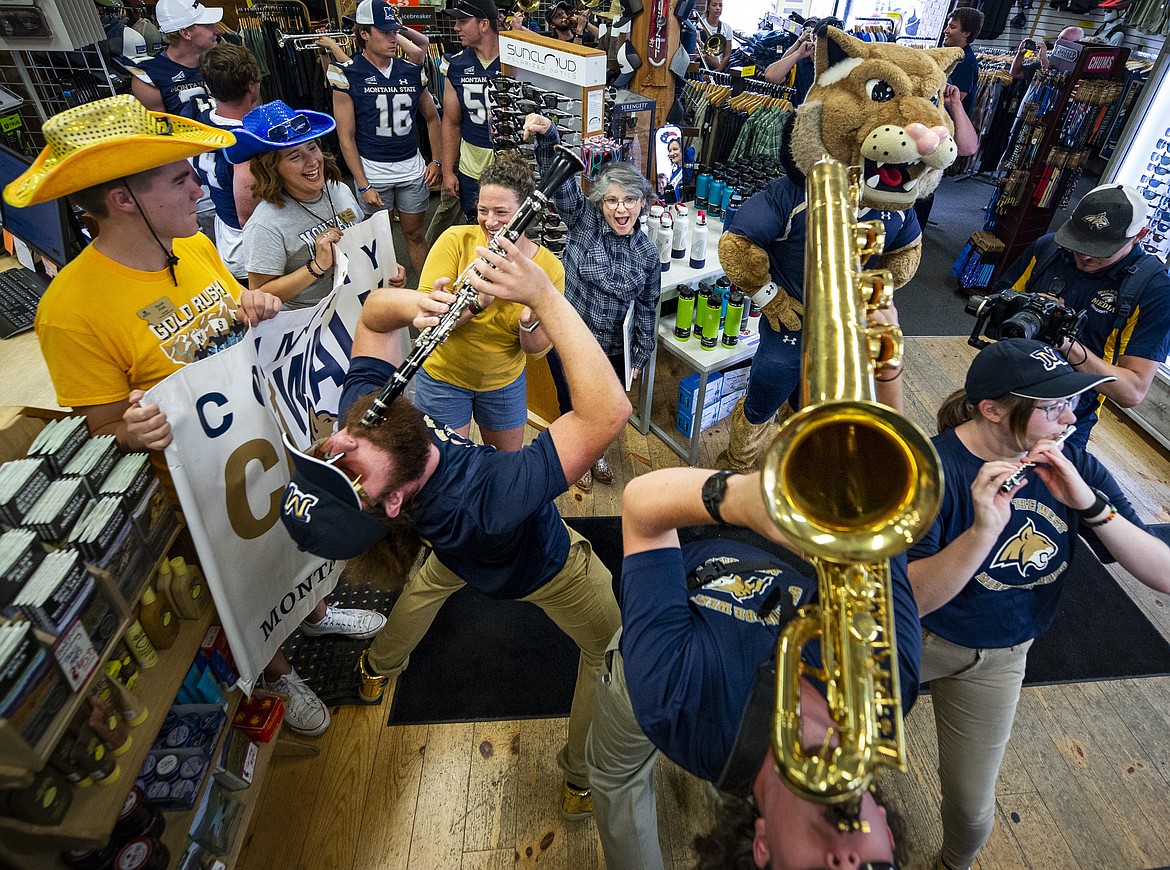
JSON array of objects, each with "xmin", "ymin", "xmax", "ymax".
[
  {"xmin": 339, "ymin": 356, "xmax": 570, "ymax": 599},
  {"xmin": 910, "ymin": 427, "xmax": 1145, "ymax": 648}
]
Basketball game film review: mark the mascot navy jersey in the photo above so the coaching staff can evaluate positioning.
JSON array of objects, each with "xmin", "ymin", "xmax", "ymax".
[
  {"xmin": 442, "ymin": 47, "xmax": 498, "ymax": 150},
  {"xmin": 331, "ymin": 56, "xmax": 428, "ymax": 163},
  {"xmin": 190, "ymin": 108, "xmax": 242, "ymax": 230}
]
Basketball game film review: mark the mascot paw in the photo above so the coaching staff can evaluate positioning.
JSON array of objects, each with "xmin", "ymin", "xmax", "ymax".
[
  {"xmin": 717, "ymin": 233, "xmax": 771, "ymax": 293},
  {"xmin": 761, "ymin": 294, "xmax": 804, "ymax": 333}
]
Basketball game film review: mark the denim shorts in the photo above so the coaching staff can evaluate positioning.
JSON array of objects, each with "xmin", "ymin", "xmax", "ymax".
[{"xmin": 413, "ymin": 368, "xmax": 528, "ymax": 431}]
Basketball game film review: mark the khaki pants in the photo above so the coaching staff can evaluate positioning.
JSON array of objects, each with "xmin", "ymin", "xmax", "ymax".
[
  {"xmin": 919, "ymin": 629, "xmax": 1034, "ymax": 870},
  {"xmin": 367, "ymin": 525, "xmax": 620, "ymax": 785},
  {"xmin": 586, "ymin": 629, "xmax": 667, "ymax": 870}
]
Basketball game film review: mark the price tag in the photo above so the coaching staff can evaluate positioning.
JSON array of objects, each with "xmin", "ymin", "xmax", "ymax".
[
  {"xmin": 0, "ymin": 113, "xmax": 21, "ymax": 134},
  {"xmin": 740, "ymin": 65, "xmax": 757, "ymax": 77},
  {"xmin": 53, "ymin": 619, "xmax": 99, "ymax": 692}
]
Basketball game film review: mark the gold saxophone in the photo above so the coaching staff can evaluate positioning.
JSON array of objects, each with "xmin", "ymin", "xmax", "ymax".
[{"xmin": 761, "ymin": 156, "xmax": 943, "ymax": 826}]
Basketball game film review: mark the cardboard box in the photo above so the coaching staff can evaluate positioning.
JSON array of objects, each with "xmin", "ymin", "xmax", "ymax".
[
  {"xmin": 676, "ymin": 401, "xmax": 721, "ymax": 438},
  {"xmin": 718, "ymin": 388, "xmax": 746, "ymax": 421},
  {"xmin": 677, "ymin": 372, "xmax": 722, "ymax": 415},
  {"xmin": 231, "ymin": 691, "xmax": 284, "ymax": 743},
  {"xmin": 721, "ymin": 365, "xmax": 751, "ymax": 394}
]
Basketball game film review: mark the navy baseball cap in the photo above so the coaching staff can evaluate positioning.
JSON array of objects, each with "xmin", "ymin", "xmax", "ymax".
[
  {"xmin": 444, "ymin": 0, "xmax": 499, "ymax": 19},
  {"xmin": 965, "ymin": 339, "xmax": 1115, "ymax": 403},
  {"xmin": 1054, "ymin": 183, "xmax": 1147, "ymax": 259},
  {"xmin": 280, "ymin": 433, "xmax": 388, "ymax": 561},
  {"xmin": 345, "ymin": 0, "xmax": 402, "ymax": 30}
]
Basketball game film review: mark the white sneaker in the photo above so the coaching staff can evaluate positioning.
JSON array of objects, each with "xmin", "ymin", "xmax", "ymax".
[
  {"xmin": 300, "ymin": 605, "xmax": 387, "ymax": 640},
  {"xmin": 264, "ymin": 668, "xmax": 330, "ymax": 737}
]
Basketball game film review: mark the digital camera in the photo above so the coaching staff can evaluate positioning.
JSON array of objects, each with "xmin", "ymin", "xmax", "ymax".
[{"xmin": 966, "ymin": 289, "xmax": 1086, "ymax": 349}]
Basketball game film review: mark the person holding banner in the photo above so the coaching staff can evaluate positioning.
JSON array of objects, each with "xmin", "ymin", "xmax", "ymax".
[
  {"xmin": 414, "ymin": 151, "xmax": 562, "ymax": 451},
  {"xmin": 232, "ymin": 100, "xmax": 406, "ymax": 310},
  {"xmin": 8, "ymin": 95, "xmax": 386, "ymax": 738},
  {"xmin": 279, "ymin": 233, "xmax": 627, "ymax": 818}
]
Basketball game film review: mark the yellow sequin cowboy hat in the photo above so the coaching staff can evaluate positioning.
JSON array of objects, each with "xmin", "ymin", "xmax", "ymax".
[{"xmin": 3, "ymin": 94, "xmax": 235, "ymax": 208}]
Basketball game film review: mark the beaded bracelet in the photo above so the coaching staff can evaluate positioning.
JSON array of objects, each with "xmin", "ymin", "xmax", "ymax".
[
  {"xmin": 1082, "ymin": 507, "xmax": 1116, "ymax": 529},
  {"xmin": 306, "ymin": 259, "xmax": 323, "ymax": 278}
]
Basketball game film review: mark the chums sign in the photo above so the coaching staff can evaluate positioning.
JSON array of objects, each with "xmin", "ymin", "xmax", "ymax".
[{"xmin": 500, "ymin": 33, "xmax": 606, "ymax": 88}]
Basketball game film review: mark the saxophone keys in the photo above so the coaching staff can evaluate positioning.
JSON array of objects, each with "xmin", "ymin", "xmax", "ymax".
[
  {"xmin": 859, "ymin": 269, "xmax": 895, "ymax": 310},
  {"xmin": 854, "ymin": 220, "xmax": 886, "ymax": 258}
]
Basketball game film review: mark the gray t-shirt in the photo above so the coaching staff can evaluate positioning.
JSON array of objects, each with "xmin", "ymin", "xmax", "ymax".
[{"xmin": 243, "ymin": 181, "xmax": 363, "ymax": 310}]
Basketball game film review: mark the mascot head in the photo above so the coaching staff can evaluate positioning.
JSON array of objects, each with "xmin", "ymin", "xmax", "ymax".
[{"xmin": 789, "ymin": 28, "xmax": 965, "ymax": 210}]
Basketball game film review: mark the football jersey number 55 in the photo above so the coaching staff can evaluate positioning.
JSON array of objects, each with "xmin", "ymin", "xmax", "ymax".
[
  {"xmin": 375, "ymin": 93, "xmax": 415, "ymax": 137},
  {"xmin": 461, "ymin": 83, "xmax": 488, "ymax": 126}
]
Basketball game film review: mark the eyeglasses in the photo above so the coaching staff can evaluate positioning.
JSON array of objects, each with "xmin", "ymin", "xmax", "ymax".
[
  {"xmin": 268, "ymin": 113, "xmax": 312, "ymax": 143},
  {"xmin": 1035, "ymin": 398, "xmax": 1073, "ymax": 421},
  {"xmin": 602, "ymin": 195, "xmax": 642, "ymax": 209}
]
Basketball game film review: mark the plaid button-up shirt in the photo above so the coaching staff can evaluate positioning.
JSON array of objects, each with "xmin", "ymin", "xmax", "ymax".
[{"xmin": 536, "ymin": 130, "xmax": 661, "ymax": 370}]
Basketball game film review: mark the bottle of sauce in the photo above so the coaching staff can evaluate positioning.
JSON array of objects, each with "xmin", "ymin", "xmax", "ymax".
[{"xmin": 137, "ymin": 586, "xmax": 178, "ymax": 651}]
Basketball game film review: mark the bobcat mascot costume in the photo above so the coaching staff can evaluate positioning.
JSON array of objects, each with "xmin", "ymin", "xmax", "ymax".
[{"xmin": 717, "ymin": 28, "xmax": 964, "ymax": 471}]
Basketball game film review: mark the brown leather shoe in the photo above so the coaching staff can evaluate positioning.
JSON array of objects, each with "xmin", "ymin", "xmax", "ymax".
[
  {"xmin": 575, "ymin": 468, "xmax": 593, "ymax": 492},
  {"xmin": 592, "ymin": 455, "xmax": 615, "ymax": 485}
]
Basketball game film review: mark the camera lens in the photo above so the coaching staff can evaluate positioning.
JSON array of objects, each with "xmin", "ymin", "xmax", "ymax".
[
  {"xmin": 964, "ymin": 296, "xmax": 989, "ymax": 317},
  {"xmin": 999, "ymin": 310, "xmax": 1044, "ymax": 340}
]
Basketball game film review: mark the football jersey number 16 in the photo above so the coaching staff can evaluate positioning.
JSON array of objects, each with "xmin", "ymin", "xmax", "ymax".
[{"xmin": 375, "ymin": 93, "xmax": 414, "ymax": 137}]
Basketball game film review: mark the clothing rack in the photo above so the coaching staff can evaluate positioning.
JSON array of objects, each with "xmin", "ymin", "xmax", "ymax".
[{"xmin": 235, "ymin": 2, "xmax": 331, "ymax": 114}]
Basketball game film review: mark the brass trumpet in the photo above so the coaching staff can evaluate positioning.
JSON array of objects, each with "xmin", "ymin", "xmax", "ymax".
[
  {"xmin": 761, "ymin": 157, "xmax": 942, "ymax": 824},
  {"xmin": 691, "ymin": 12, "xmax": 726, "ymax": 57},
  {"xmin": 276, "ymin": 28, "xmax": 354, "ymax": 52}
]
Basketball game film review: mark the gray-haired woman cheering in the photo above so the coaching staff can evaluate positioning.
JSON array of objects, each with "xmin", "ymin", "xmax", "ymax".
[{"xmin": 524, "ymin": 112, "xmax": 660, "ymax": 491}]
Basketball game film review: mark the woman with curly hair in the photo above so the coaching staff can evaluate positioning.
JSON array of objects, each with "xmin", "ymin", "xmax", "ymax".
[
  {"xmin": 410, "ymin": 150, "xmax": 564, "ymax": 450},
  {"xmin": 231, "ymin": 100, "xmax": 405, "ymax": 310}
]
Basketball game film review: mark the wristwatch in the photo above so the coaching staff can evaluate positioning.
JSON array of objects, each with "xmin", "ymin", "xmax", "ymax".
[
  {"xmin": 1076, "ymin": 487, "xmax": 1113, "ymax": 521},
  {"xmin": 701, "ymin": 470, "xmax": 736, "ymax": 526}
]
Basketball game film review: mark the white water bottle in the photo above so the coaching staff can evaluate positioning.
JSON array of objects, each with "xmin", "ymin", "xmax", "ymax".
[
  {"xmin": 657, "ymin": 212, "xmax": 673, "ymax": 273},
  {"xmin": 689, "ymin": 208, "xmax": 708, "ymax": 269},
  {"xmin": 647, "ymin": 202, "xmax": 664, "ymax": 250},
  {"xmin": 671, "ymin": 203, "xmax": 688, "ymax": 259}
]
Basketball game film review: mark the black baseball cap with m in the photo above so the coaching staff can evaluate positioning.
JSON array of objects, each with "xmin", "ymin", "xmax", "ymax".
[
  {"xmin": 1054, "ymin": 183, "xmax": 1147, "ymax": 259},
  {"xmin": 444, "ymin": 0, "xmax": 499, "ymax": 19},
  {"xmin": 965, "ymin": 339, "xmax": 1115, "ymax": 403}
]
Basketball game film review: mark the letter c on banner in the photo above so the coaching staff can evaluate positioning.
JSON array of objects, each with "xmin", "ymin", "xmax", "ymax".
[
  {"xmin": 196, "ymin": 393, "xmax": 232, "ymax": 438},
  {"xmin": 225, "ymin": 438, "xmax": 282, "ymax": 540}
]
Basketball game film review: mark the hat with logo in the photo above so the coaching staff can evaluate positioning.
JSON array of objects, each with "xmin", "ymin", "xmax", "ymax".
[
  {"xmin": 280, "ymin": 433, "xmax": 389, "ymax": 561},
  {"xmin": 1054, "ymin": 183, "xmax": 1147, "ymax": 258},
  {"xmin": 965, "ymin": 338, "xmax": 1115, "ymax": 403},
  {"xmin": 344, "ymin": 0, "xmax": 402, "ymax": 30},
  {"xmin": 443, "ymin": 0, "xmax": 499, "ymax": 20},
  {"xmin": 224, "ymin": 99, "xmax": 336, "ymax": 164},
  {"xmin": 155, "ymin": 0, "xmax": 223, "ymax": 33},
  {"xmin": 3, "ymin": 95, "xmax": 234, "ymax": 207}
]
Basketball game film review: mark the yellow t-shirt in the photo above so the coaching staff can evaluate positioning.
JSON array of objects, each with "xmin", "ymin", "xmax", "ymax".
[
  {"xmin": 35, "ymin": 233, "xmax": 245, "ymax": 407},
  {"xmin": 420, "ymin": 225, "xmax": 564, "ymax": 392}
]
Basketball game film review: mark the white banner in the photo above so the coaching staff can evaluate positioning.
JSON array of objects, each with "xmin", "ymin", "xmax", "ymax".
[{"xmin": 147, "ymin": 213, "xmax": 399, "ymax": 692}]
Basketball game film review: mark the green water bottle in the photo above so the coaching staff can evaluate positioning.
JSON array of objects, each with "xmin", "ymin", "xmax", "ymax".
[
  {"xmin": 722, "ymin": 288, "xmax": 745, "ymax": 348},
  {"xmin": 675, "ymin": 285, "xmax": 697, "ymax": 340},
  {"xmin": 694, "ymin": 282, "xmax": 714, "ymax": 345},
  {"xmin": 700, "ymin": 290, "xmax": 722, "ymax": 351}
]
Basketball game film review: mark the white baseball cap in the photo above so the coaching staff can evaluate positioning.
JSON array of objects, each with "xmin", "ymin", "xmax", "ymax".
[{"xmin": 156, "ymin": 0, "xmax": 223, "ymax": 33}]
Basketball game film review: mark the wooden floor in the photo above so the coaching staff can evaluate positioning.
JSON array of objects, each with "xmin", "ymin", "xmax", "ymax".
[{"xmin": 234, "ymin": 338, "xmax": 1170, "ymax": 870}]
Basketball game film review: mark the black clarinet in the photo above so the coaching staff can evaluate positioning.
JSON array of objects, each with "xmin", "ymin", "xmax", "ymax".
[{"xmin": 360, "ymin": 145, "xmax": 586, "ymax": 428}]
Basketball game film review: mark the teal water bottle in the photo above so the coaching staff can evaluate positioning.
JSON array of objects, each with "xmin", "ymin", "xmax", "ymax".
[
  {"xmin": 722, "ymin": 288, "xmax": 745, "ymax": 348},
  {"xmin": 674, "ymin": 285, "xmax": 696, "ymax": 340}
]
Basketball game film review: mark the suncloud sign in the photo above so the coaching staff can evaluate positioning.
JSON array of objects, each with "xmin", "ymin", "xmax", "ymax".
[{"xmin": 500, "ymin": 35, "xmax": 605, "ymax": 88}]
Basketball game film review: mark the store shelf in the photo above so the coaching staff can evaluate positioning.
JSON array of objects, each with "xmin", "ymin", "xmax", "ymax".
[
  {"xmin": 0, "ymin": 522, "xmax": 182, "ymax": 788},
  {"xmin": 0, "ymin": 605, "xmax": 216, "ymax": 854},
  {"xmin": 219, "ymin": 726, "xmax": 279, "ymax": 868}
]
